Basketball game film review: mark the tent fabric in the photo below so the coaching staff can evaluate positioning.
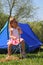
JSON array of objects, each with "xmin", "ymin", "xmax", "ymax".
[
  {"xmin": 0, "ymin": 22, "xmax": 8, "ymax": 48},
  {"xmin": 0, "ymin": 21, "xmax": 42, "ymax": 52}
]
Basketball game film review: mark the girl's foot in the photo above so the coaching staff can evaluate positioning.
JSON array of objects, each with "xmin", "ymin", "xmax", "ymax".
[
  {"xmin": 6, "ymin": 55, "xmax": 11, "ymax": 60},
  {"xmin": 20, "ymin": 52, "xmax": 26, "ymax": 59}
]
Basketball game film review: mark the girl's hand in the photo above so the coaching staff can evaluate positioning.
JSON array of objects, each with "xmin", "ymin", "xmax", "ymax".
[
  {"xmin": 10, "ymin": 36, "xmax": 16, "ymax": 40},
  {"xmin": 17, "ymin": 27, "xmax": 23, "ymax": 34},
  {"xmin": 14, "ymin": 37, "xmax": 16, "ymax": 40}
]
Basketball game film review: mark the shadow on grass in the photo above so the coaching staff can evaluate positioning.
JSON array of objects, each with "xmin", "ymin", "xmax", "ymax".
[
  {"xmin": 26, "ymin": 48, "xmax": 43, "ymax": 59},
  {"xmin": 26, "ymin": 54, "xmax": 43, "ymax": 59}
]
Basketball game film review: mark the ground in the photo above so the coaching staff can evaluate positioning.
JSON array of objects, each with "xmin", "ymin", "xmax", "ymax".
[{"xmin": 0, "ymin": 49, "xmax": 43, "ymax": 65}]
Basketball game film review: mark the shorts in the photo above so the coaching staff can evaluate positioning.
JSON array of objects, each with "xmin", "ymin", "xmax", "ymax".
[{"xmin": 7, "ymin": 38, "xmax": 24, "ymax": 45}]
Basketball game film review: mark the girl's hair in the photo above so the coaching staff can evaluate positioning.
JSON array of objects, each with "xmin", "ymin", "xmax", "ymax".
[
  {"xmin": 9, "ymin": 17, "xmax": 18, "ymax": 28},
  {"xmin": 9, "ymin": 17, "xmax": 18, "ymax": 24}
]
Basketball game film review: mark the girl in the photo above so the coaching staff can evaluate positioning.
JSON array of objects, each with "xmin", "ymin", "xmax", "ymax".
[{"xmin": 7, "ymin": 17, "xmax": 25, "ymax": 59}]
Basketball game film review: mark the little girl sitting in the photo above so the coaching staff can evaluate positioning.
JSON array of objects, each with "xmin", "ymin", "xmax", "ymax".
[{"xmin": 7, "ymin": 17, "xmax": 25, "ymax": 59}]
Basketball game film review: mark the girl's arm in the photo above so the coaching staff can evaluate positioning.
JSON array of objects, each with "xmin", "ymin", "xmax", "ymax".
[
  {"xmin": 9, "ymin": 23, "xmax": 16, "ymax": 39},
  {"xmin": 17, "ymin": 26, "xmax": 23, "ymax": 34}
]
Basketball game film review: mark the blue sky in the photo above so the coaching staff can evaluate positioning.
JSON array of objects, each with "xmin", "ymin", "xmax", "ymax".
[
  {"xmin": 33, "ymin": 0, "xmax": 43, "ymax": 21},
  {"xmin": 2, "ymin": 0, "xmax": 43, "ymax": 21}
]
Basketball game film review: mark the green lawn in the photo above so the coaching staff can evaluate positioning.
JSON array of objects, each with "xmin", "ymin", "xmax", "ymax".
[{"xmin": 0, "ymin": 51, "xmax": 43, "ymax": 65}]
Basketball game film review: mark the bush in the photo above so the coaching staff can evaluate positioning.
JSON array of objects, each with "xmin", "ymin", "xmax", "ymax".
[
  {"xmin": 0, "ymin": 13, "xmax": 8, "ymax": 30},
  {"xmin": 28, "ymin": 22, "xmax": 43, "ymax": 43}
]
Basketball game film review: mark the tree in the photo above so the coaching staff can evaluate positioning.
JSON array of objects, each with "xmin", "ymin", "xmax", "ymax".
[
  {"xmin": 1, "ymin": 0, "xmax": 16, "ymax": 20},
  {"xmin": 0, "ymin": 0, "xmax": 3, "ymax": 13},
  {"xmin": 7, "ymin": 0, "xmax": 16, "ymax": 19},
  {"xmin": 15, "ymin": 0, "xmax": 34, "ymax": 20},
  {"xmin": 2, "ymin": 0, "xmax": 34, "ymax": 21}
]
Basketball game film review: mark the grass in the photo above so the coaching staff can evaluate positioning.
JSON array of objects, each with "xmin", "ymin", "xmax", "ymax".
[{"xmin": 0, "ymin": 50, "xmax": 43, "ymax": 65}]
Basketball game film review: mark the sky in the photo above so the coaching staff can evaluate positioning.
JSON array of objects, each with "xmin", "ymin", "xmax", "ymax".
[
  {"xmin": 1, "ymin": 0, "xmax": 43, "ymax": 21},
  {"xmin": 33, "ymin": 0, "xmax": 43, "ymax": 21}
]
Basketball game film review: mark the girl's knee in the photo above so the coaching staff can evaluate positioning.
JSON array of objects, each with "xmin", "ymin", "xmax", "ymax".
[
  {"xmin": 21, "ymin": 40, "xmax": 25, "ymax": 43},
  {"xmin": 7, "ymin": 42, "xmax": 12, "ymax": 47},
  {"xmin": 22, "ymin": 40, "xmax": 24, "ymax": 43},
  {"xmin": 21, "ymin": 40, "xmax": 25, "ymax": 48}
]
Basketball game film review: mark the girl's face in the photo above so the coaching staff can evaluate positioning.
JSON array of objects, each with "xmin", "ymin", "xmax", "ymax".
[{"xmin": 11, "ymin": 21, "xmax": 18, "ymax": 28}]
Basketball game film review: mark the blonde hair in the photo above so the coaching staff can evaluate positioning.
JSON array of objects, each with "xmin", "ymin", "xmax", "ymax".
[
  {"xmin": 9, "ymin": 17, "xmax": 18, "ymax": 28},
  {"xmin": 9, "ymin": 17, "xmax": 14, "ymax": 28},
  {"xmin": 9, "ymin": 17, "xmax": 14, "ymax": 22}
]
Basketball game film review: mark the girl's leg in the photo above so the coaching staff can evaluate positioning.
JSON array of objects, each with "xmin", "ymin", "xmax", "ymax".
[
  {"xmin": 21, "ymin": 40, "xmax": 25, "ymax": 52},
  {"xmin": 21, "ymin": 40, "xmax": 26, "ymax": 58},
  {"xmin": 8, "ymin": 43, "xmax": 12, "ymax": 56},
  {"xmin": 6, "ymin": 42, "xmax": 13, "ymax": 59}
]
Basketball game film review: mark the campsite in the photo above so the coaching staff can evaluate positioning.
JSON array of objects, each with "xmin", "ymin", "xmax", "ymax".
[
  {"xmin": 0, "ymin": 20, "xmax": 43, "ymax": 65},
  {"xmin": 0, "ymin": 0, "xmax": 43, "ymax": 65}
]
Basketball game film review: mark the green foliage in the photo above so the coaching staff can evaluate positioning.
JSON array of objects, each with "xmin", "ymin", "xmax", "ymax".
[
  {"xmin": 28, "ymin": 22, "xmax": 43, "ymax": 42},
  {"xmin": 0, "ymin": 13, "xmax": 8, "ymax": 30},
  {"xmin": 0, "ymin": 51, "xmax": 43, "ymax": 65}
]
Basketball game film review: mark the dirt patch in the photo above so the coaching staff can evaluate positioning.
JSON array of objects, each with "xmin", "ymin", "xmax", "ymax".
[{"xmin": 0, "ymin": 56, "xmax": 20, "ymax": 62}]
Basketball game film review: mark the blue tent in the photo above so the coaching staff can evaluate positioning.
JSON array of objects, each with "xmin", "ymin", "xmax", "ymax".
[{"xmin": 0, "ymin": 21, "xmax": 42, "ymax": 52}]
